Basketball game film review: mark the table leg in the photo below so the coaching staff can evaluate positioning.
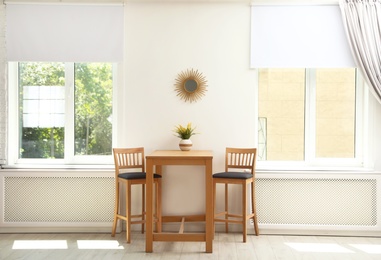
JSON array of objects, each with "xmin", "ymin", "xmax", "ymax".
[
  {"xmin": 205, "ymin": 159, "xmax": 213, "ymax": 253},
  {"xmin": 145, "ymin": 159, "xmax": 154, "ymax": 253},
  {"xmin": 156, "ymin": 165, "xmax": 162, "ymax": 233}
]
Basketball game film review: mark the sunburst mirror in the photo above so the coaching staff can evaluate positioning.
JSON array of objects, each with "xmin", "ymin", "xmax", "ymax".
[{"xmin": 174, "ymin": 69, "xmax": 207, "ymax": 103}]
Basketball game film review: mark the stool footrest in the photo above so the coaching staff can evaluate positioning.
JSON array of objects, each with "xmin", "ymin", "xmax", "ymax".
[
  {"xmin": 214, "ymin": 218, "xmax": 243, "ymax": 224},
  {"xmin": 162, "ymin": 214, "xmax": 206, "ymax": 223}
]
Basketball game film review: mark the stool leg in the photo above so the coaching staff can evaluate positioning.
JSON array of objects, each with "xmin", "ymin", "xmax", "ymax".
[
  {"xmin": 111, "ymin": 180, "xmax": 119, "ymax": 237},
  {"xmin": 142, "ymin": 183, "xmax": 145, "ymax": 234},
  {"xmin": 242, "ymin": 182, "xmax": 247, "ymax": 243},
  {"xmin": 126, "ymin": 183, "xmax": 131, "ymax": 243},
  {"xmin": 251, "ymin": 181, "xmax": 259, "ymax": 236},
  {"xmin": 225, "ymin": 183, "xmax": 229, "ymax": 233}
]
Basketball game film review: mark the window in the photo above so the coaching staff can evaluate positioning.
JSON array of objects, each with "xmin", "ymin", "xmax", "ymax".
[
  {"xmin": 9, "ymin": 62, "xmax": 115, "ymax": 165},
  {"xmin": 258, "ymin": 68, "xmax": 364, "ymax": 168}
]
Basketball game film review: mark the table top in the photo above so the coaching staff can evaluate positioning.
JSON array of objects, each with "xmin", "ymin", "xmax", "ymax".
[{"xmin": 146, "ymin": 150, "xmax": 213, "ymax": 159}]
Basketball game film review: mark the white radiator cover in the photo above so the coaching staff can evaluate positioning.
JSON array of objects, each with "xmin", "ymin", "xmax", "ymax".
[
  {"xmin": 252, "ymin": 172, "xmax": 381, "ymax": 236},
  {"xmin": 0, "ymin": 170, "xmax": 380, "ymax": 236},
  {"xmin": 4, "ymin": 176, "xmax": 115, "ymax": 223},
  {"xmin": 0, "ymin": 170, "xmax": 116, "ymax": 233},
  {"xmin": 256, "ymin": 177, "xmax": 377, "ymax": 226}
]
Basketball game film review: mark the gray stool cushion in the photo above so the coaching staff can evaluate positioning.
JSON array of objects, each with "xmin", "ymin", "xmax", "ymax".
[
  {"xmin": 118, "ymin": 172, "xmax": 162, "ymax": 180},
  {"xmin": 213, "ymin": 171, "xmax": 252, "ymax": 179}
]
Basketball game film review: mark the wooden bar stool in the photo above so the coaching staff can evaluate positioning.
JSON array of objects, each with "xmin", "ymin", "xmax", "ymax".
[
  {"xmin": 213, "ymin": 147, "xmax": 259, "ymax": 242},
  {"xmin": 111, "ymin": 147, "xmax": 162, "ymax": 243}
]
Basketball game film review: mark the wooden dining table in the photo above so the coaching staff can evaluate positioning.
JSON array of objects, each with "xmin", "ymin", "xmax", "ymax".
[{"xmin": 145, "ymin": 150, "xmax": 214, "ymax": 253}]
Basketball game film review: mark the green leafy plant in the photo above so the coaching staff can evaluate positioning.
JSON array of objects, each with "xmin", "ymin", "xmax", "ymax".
[{"xmin": 174, "ymin": 123, "xmax": 197, "ymax": 140}]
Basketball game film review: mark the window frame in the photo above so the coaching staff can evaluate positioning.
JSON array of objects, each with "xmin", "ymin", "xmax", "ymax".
[
  {"xmin": 255, "ymin": 68, "xmax": 369, "ymax": 171},
  {"xmin": 7, "ymin": 62, "xmax": 118, "ymax": 166}
]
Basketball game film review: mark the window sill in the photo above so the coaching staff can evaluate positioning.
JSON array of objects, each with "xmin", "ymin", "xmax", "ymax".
[
  {"xmin": 1, "ymin": 164, "xmax": 114, "ymax": 170},
  {"xmin": 256, "ymin": 167, "xmax": 380, "ymax": 175}
]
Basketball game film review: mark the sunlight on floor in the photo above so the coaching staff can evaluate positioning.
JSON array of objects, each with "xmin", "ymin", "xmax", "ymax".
[
  {"xmin": 12, "ymin": 240, "xmax": 68, "ymax": 249},
  {"xmin": 77, "ymin": 240, "xmax": 124, "ymax": 249},
  {"xmin": 12, "ymin": 240, "xmax": 125, "ymax": 250},
  {"xmin": 285, "ymin": 242, "xmax": 355, "ymax": 253},
  {"xmin": 350, "ymin": 244, "xmax": 381, "ymax": 254}
]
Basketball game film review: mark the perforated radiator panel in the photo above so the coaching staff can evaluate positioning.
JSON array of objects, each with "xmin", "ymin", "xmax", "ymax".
[
  {"xmin": 4, "ymin": 176, "xmax": 115, "ymax": 222},
  {"xmin": 256, "ymin": 178, "xmax": 377, "ymax": 226}
]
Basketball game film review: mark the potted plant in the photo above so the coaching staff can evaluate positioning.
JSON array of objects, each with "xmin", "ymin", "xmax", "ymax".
[{"xmin": 174, "ymin": 123, "xmax": 197, "ymax": 151}]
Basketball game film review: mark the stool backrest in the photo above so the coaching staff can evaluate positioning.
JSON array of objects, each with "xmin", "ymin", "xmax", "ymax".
[
  {"xmin": 113, "ymin": 147, "xmax": 145, "ymax": 174},
  {"xmin": 225, "ymin": 147, "xmax": 257, "ymax": 174}
]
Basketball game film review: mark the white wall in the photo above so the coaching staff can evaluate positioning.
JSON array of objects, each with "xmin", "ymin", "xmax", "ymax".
[
  {"xmin": 121, "ymin": 3, "xmax": 256, "ymax": 215},
  {"xmin": 122, "ymin": 3, "xmax": 255, "ymax": 153},
  {"xmin": 369, "ymin": 95, "xmax": 381, "ymax": 170}
]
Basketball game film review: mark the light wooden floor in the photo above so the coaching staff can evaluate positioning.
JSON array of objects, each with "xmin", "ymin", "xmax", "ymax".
[{"xmin": 1, "ymin": 232, "xmax": 381, "ymax": 260}]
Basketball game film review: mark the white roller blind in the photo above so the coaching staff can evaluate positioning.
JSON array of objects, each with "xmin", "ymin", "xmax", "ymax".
[
  {"xmin": 250, "ymin": 5, "xmax": 355, "ymax": 68},
  {"xmin": 6, "ymin": 4, "xmax": 124, "ymax": 62}
]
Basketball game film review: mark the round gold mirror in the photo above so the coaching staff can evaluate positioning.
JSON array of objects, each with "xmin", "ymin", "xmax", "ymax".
[
  {"xmin": 184, "ymin": 79, "xmax": 198, "ymax": 92},
  {"xmin": 175, "ymin": 69, "xmax": 207, "ymax": 103}
]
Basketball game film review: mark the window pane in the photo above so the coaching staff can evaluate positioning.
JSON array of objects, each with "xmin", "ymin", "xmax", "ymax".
[
  {"xmin": 74, "ymin": 63, "xmax": 113, "ymax": 156},
  {"xmin": 19, "ymin": 62, "xmax": 65, "ymax": 159},
  {"xmin": 315, "ymin": 68, "xmax": 356, "ymax": 158},
  {"xmin": 258, "ymin": 68, "xmax": 305, "ymax": 161}
]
